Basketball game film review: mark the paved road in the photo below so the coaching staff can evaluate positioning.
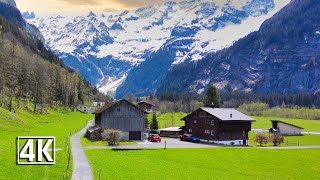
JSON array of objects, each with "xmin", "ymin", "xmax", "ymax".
[
  {"xmin": 85, "ymin": 138, "xmax": 222, "ymax": 150},
  {"xmin": 71, "ymin": 120, "xmax": 94, "ymax": 180}
]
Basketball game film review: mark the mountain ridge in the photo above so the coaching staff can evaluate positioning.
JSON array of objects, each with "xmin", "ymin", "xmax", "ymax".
[
  {"xmin": 25, "ymin": 0, "xmax": 289, "ymax": 98},
  {"xmin": 157, "ymin": 0, "xmax": 320, "ymax": 95}
]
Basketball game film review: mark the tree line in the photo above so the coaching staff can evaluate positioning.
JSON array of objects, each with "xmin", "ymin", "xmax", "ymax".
[{"xmin": 0, "ymin": 17, "xmax": 107, "ymax": 113}]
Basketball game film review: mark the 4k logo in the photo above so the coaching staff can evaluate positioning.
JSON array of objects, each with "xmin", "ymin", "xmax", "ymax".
[{"xmin": 17, "ymin": 136, "xmax": 55, "ymax": 165}]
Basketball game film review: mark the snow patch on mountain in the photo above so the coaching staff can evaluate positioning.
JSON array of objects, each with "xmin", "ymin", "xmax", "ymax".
[{"xmin": 26, "ymin": 0, "xmax": 290, "ymax": 97}]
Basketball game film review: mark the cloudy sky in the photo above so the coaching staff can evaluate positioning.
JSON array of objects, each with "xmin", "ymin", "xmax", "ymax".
[{"xmin": 15, "ymin": 0, "xmax": 177, "ymax": 14}]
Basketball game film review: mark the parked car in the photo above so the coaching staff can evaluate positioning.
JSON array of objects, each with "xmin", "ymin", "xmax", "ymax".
[
  {"xmin": 180, "ymin": 134, "xmax": 200, "ymax": 142},
  {"xmin": 148, "ymin": 134, "xmax": 161, "ymax": 142}
]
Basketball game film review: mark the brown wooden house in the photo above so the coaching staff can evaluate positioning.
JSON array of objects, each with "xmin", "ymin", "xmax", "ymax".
[
  {"xmin": 182, "ymin": 107, "xmax": 255, "ymax": 145},
  {"xmin": 95, "ymin": 99, "xmax": 148, "ymax": 140},
  {"xmin": 136, "ymin": 101, "xmax": 154, "ymax": 113}
]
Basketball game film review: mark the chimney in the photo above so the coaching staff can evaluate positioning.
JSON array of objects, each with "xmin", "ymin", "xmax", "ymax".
[{"xmin": 210, "ymin": 103, "xmax": 215, "ymax": 108}]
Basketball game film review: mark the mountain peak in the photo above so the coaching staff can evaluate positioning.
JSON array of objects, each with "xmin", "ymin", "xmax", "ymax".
[
  {"xmin": 87, "ymin": 11, "xmax": 96, "ymax": 17},
  {"xmin": 0, "ymin": 0, "xmax": 16, "ymax": 7}
]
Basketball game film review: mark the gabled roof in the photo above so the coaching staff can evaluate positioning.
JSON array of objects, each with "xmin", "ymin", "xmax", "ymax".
[
  {"xmin": 182, "ymin": 107, "xmax": 255, "ymax": 122},
  {"xmin": 271, "ymin": 120, "xmax": 304, "ymax": 129},
  {"xmin": 137, "ymin": 101, "xmax": 155, "ymax": 106},
  {"xmin": 95, "ymin": 99, "xmax": 149, "ymax": 115}
]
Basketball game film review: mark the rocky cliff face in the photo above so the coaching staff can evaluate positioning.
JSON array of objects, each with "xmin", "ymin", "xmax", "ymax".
[
  {"xmin": 158, "ymin": 0, "xmax": 320, "ymax": 95},
  {"xmin": 26, "ymin": 0, "xmax": 288, "ymax": 98}
]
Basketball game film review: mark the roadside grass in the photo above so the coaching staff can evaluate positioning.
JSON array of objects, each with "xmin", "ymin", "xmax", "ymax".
[
  {"xmin": 85, "ymin": 148, "xmax": 320, "ymax": 180},
  {"xmin": 148, "ymin": 112, "xmax": 187, "ymax": 128},
  {"xmin": 252, "ymin": 116, "xmax": 320, "ymax": 132},
  {"xmin": 248, "ymin": 132, "xmax": 320, "ymax": 146},
  {"xmin": 81, "ymin": 136, "xmax": 137, "ymax": 147},
  {"xmin": 0, "ymin": 107, "xmax": 93, "ymax": 179}
]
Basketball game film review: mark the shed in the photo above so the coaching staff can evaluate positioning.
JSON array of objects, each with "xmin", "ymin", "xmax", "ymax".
[
  {"xmin": 271, "ymin": 120, "xmax": 303, "ymax": 135},
  {"xmin": 95, "ymin": 99, "xmax": 148, "ymax": 141},
  {"xmin": 159, "ymin": 127, "xmax": 182, "ymax": 138}
]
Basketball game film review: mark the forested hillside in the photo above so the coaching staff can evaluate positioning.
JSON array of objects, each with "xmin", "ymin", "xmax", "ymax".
[
  {"xmin": 0, "ymin": 12, "xmax": 107, "ymax": 113},
  {"xmin": 158, "ymin": 0, "xmax": 320, "ymax": 95}
]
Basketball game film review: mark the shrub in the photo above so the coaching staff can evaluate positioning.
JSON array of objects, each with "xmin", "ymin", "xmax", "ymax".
[
  {"xmin": 254, "ymin": 133, "xmax": 269, "ymax": 146},
  {"xmin": 101, "ymin": 129, "xmax": 122, "ymax": 146},
  {"xmin": 270, "ymin": 132, "xmax": 284, "ymax": 146}
]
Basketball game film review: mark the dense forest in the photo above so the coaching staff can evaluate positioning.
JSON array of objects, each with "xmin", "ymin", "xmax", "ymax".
[{"xmin": 0, "ymin": 14, "xmax": 108, "ymax": 113}]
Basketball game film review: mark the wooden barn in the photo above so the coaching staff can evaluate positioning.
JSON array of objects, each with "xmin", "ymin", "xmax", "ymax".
[
  {"xmin": 136, "ymin": 101, "xmax": 154, "ymax": 113},
  {"xmin": 182, "ymin": 107, "xmax": 255, "ymax": 145},
  {"xmin": 95, "ymin": 99, "xmax": 148, "ymax": 141},
  {"xmin": 270, "ymin": 120, "xmax": 303, "ymax": 135}
]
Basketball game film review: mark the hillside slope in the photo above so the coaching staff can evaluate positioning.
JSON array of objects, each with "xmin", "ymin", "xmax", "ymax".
[{"xmin": 158, "ymin": 0, "xmax": 320, "ymax": 94}]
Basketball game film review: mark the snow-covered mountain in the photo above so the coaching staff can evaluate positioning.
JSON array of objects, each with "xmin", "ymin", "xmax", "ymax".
[{"xmin": 26, "ymin": 0, "xmax": 290, "ymax": 97}]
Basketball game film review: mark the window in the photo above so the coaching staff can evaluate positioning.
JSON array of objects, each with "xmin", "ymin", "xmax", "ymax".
[
  {"xmin": 205, "ymin": 130, "xmax": 210, "ymax": 134},
  {"xmin": 211, "ymin": 130, "xmax": 215, "ymax": 136},
  {"xmin": 189, "ymin": 129, "xmax": 192, "ymax": 133},
  {"xmin": 193, "ymin": 120, "xmax": 197, "ymax": 124},
  {"xmin": 211, "ymin": 120, "xmax": 215, "ymax": 126},
  {"xmin": 205, "ymin": 120, "xmax": 210, "ymax": 124}
]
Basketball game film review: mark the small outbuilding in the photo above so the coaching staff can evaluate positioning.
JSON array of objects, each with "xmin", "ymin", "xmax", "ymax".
[
  {"xmin": 270, "ymin": 120, "xmax": 303, "ymax": 135},
  {"xmin": 95, "ymin": 99, "xmax": 148, "ymax": 141},
  {"xmin": 159, "ymin": 127, "xmax": 182, "ymax": 138}
]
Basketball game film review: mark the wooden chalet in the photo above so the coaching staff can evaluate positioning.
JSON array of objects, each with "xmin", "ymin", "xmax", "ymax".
[
  {"xmin": 136, "ymin": 101, "xmax": 155, "ymax": 113},
  {"xmin": 182, "ymin": 107, "xmax": 255, "ymax": 145},
  {"xmin": 95, "ymin": 99, "xmax": 148, "ymax": 140}
]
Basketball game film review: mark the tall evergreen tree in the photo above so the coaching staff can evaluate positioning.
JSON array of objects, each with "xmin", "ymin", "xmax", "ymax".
[
  {"xmin": 203, "ymin": 86, "xmax": 221, "ymax": 108},
  {"xmin": 150, "ymin": 113, "xmax": 159, "ymax": 133}
]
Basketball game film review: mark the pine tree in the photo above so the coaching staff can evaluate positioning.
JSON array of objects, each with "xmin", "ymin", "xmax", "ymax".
[
  {"xmin": 144, "ymin": 114, "xmax": 149, "ymax": 128},
  {"xmin": 203, "ymin": 86, "xmax": 221, "ymax": 107},
  {"xmin": 150, "ymin": 113, "xmax": 159, "ymax": 133}
]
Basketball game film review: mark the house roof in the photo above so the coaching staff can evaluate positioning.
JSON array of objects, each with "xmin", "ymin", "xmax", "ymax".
[
  {"xmin": 95, "ymin": 99, "xmax": 149, "ymax": 115},
  {"xmin": 182, "ymin": 107, "xmax": 255, "ymax": 122},
  {"xmin": 137, "ymin": 101, "xmax": 155, "ymax": 106},
  {"xmin": 159, "ymin": 127, "xmax": 182, "ymax": 132},
  {"xmin": 271, "ymin": 120, "xmax": 304, "ymax": 129}
]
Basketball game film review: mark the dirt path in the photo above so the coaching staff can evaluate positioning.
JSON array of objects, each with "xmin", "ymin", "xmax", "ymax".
[{"xmin": 71, "ymin": 120, "xmax": 94, "ymax": 180}]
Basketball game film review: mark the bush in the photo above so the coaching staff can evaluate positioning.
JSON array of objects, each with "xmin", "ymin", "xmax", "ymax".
[
  {"xmin": 270, "ymin": 132, "xmax": 284, "ymax": 146},
  {"xmin": 101, "ymin": 129, "xmax": 122, "ymax": 146},
  {"xmin": 254, "ymin": 133, "xmax": 269, "ymax": 146}
]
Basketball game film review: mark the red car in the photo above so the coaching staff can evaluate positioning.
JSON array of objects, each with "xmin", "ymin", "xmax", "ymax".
[{"xmin": 148, "ymin": 134, "xmax": 161, "ymax": 142}]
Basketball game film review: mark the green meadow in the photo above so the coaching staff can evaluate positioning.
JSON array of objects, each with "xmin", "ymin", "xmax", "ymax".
[
  {"xmin": 85, "ymin": 148, "xmax": 320, "ymax": 180},
  {"xmin": 0, "ymin": 107, "xmax": 93, "ymax": 179}
]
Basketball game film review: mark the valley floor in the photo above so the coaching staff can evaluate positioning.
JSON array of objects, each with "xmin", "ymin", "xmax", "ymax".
[{"xmin": 84, "ymin": 148, "xmax": 320, "ymax": 180}]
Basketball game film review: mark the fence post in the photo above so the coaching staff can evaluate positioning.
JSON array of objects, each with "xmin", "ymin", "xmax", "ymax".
[{"xmin": 164, "ymin": 141, "xmax": 167, "ymax": 149}]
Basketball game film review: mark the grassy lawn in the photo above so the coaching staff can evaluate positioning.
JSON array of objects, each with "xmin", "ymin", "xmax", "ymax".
[
  {"xmin": 248, "ymin": 132, "xmax": 320, "ymax": 146},
  {"xmin": 0, "ymin": 107, "xmax": 93, "ymax": 179},
  {"xmin": 148, "ymin": 112, "xmax": 187, "ymax": 128},
  {"xmin": 85, "ymin": 148, "xmax": 320, "ymax": 179},
  {"xmin": 252, "ymin": 116, "xmax": 320, "ymax": 132},
  {"xmin": 81, "ymin": 136, "xmax": 137, "ymax": 147}
]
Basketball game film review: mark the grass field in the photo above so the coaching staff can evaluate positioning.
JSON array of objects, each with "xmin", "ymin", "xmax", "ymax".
[
  {"xmin": 0, "ymin": 107, "xmax": 93, "ymax": 179},
  {"xmin": 85, "ymin": 148, "xmax": 320, "ymax": 179},
  {"xmin": 252, "ymin": 116, "xmax": 320, "ymax": 132},
  {"xmin": 249, "ymin": 132, "xmax": 320, "ymax": 146},
  {"xmin": 81, "ymin": 136, "xmax": 137, "ymax": 147},
  {"xmin": 147, "ymin": 112, "xmax": 187, "ymax": 128}
]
